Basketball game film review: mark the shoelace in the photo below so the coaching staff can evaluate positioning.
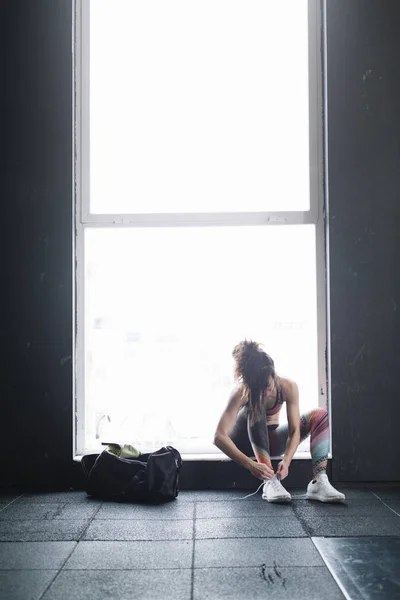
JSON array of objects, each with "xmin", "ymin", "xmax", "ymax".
[
  {"xmin": 239, "ymin": 482, "xmax": 264, "ymax": 499},
  {"xmin": 270, "ymin": 477, "xmax": 283, "ymax": 491}
]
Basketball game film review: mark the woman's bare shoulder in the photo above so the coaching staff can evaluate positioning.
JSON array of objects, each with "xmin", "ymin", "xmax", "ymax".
[
  {"xmin": 227, "ymin": 384, "xmax": 247, "ymax": 408},
  {"xmin": 278, "ymin": 376, "xmax": 298, "ymax": 398}
]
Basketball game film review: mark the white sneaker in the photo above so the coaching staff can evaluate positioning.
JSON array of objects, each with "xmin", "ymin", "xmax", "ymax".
[
  {"xmin": 262, "ymin": 475, "xmax": 292, "ymax": 503},
  {"xmin": 307, "ymin": 473, "xmax": 346, "ymax": 503}
]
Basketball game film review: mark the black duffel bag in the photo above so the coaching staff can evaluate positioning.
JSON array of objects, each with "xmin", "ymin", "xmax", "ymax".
[{"xmin": 81, "ymin": 445, "xmax": 182, "ymax": 503}]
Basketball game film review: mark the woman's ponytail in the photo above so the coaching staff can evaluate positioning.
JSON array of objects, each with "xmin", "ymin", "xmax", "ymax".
[{"xmin": 232, "ymin": 340, "xmax": 275, "ymax": 425}]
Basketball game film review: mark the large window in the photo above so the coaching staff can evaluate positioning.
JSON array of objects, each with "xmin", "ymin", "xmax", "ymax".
[{"xmin": 74, "ymin": 0, "xmax": 326, "ymax": 456}]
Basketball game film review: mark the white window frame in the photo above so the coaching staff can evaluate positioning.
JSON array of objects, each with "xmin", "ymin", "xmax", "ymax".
[{"xmin": 73, "ymin": 0, "xmax": 329, "ymax": 458}]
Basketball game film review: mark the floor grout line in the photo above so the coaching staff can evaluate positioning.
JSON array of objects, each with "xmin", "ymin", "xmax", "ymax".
[
  {"xmin": 371, "ymin": 491, "xmax": 400, "ymax": 517},
  {"xmin": 192, "ymin": 564, "xmax": 329, "ymax": 571},
  {"xmin": 75, "ymin": 502, "xmax": 104, "ymax": 542},
  {"xmin": 0, "ymin": 565, "xmax": 332, "ymax": 571},
  {"xmin": 37, "ymin": 543, "xmax": 79, "ymax": 600},
  {"xmin": 35, "ymin": 502, "xmax": 105, "ymax": 599},
  {"xmin": 190, "ymin": 503, "xmax": 196, "ymax": 600},
  {"xmin": 93, "ymin": 518, "xmax": 194, "ymax": 521},
  {"xmin": 55, "ymin": 535, "xmax": 400, "ymax": 543},
  {"xmin": 290, "ymin": 503, "xmax": 313, "ymax": 539}
]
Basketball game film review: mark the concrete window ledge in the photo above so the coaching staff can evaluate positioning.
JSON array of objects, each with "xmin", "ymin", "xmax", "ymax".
[{"xmin": 73, "ymin": 450, "xmax": 332, "ymax": 462}]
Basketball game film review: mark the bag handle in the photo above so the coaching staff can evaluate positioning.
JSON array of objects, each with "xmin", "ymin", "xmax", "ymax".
[{"xmin": 165, "ymin": 446, "xmax": 182, "ymax": 469}]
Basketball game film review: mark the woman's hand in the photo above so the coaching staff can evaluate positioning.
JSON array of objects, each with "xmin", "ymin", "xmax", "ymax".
[
  {"xmin": 248, "ymin": 460, "xmax": 275, "ymax": 481},
  {"xmin": 276, "ymin": 460, "xmax": 289, "ymax": 481}
]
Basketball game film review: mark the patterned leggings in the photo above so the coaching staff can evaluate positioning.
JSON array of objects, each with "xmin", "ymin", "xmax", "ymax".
[{"xmin": 229, "ymin": 407, "xmax": 329, "ymax": 478}]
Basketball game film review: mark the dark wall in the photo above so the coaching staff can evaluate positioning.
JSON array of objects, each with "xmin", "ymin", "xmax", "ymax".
[
  {"xmin": 0, "ymin": 0, "xmax": 73, "ymax": 489},
  {"xmin": 327, "ymin": 0, "xmax": 400, "ymax": 481},
  {"xmin": 1, "ymin": 0, "xmax": 399, "ymax": 489}
]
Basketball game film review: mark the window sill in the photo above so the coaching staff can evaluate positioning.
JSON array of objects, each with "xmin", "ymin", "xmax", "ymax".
[{"xmin": 73, "ymin": 450, "xmax": 331, "ymax": 462}]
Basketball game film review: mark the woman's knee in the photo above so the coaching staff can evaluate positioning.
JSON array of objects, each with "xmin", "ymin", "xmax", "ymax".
[
  {"xmin": 309, "ymin": 407, "xmax": 328, "ymax": 421},
  {"xmin": 307, "ymin": 407, "xmax": 329, "ymax": 433},
  {"xmin": 300, "ymin": 407, "xmax": 328, "ymax": 435}
]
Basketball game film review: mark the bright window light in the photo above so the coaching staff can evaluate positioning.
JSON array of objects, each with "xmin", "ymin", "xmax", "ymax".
[
  {"xmin": 89, "ymin": 0, "xmax": 310, "ymax": 213},
  {"xmin": 84, "ymin": 226, "xmax": 318, "ymax": 453}
]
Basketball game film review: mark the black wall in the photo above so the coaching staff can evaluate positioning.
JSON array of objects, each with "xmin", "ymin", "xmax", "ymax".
[
  {"xmin": 1, "ymin": 0, "xmax": 73, "ymax": 489},
  {"xmin": 1, "ymin": 0, "xmax": 399, "ymax": 490},
  {"xmin": 327, "ymin": 0, "xmax": 400, "ymax": 481}
]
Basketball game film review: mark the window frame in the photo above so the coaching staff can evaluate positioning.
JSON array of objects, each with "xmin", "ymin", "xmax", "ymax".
[{"xmin": 73, "ymin": 0, "xmax": 329, "ymax": 458}]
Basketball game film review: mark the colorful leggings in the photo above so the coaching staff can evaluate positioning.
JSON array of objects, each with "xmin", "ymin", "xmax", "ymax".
[{"xmin": 229, "ymin": 407, "xmax": 329, "ymax": 478}]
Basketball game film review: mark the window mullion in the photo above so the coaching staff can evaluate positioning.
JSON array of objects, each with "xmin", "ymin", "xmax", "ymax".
[{"xmin": 81, "ymin": 210, "xmax": 318, "ymax": 228}]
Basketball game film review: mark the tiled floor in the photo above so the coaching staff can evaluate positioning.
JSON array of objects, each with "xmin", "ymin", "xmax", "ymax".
[{"xmin": 0, "ymin": 486, "xmax": 399, "ymax": 599}]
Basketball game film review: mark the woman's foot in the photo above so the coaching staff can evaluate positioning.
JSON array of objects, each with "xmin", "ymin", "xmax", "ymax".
[
  {"xmin": 262, "ymin": 475, "xmax": 292, "ymax": 503},
  {"xmin": 306, "ymin": 473, "xmax": 346, "ymax": 502}
]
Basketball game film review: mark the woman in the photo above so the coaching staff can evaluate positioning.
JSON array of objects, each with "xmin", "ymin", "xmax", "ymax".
[{"xmin": 214, "ymin": 340, "xmax": 345, "ymax": 503}]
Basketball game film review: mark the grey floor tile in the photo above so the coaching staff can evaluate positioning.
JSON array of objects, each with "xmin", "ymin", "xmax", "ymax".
[
  {"xmin": 42, "ymin": 569, "xmax": 191, "ymax": 600},
  {"xmin": 0, "ymin": 542, "xmax": 76, "ymax": 569},
  {"xmin": 64, "ymin": 540, "xmax": 193, "ymax": 570},
  {"xmin": 195, "ymin": 517, "xmax": 306, "ymax": 539},
  {"xmin": 293, "ymin": 498, "xmax": 393, "ymax": 518},
  {"xmin": 0, "ymin": 520, "xmax": 89, "ymax": 541},
  {"xmin": 196, "ymin": 500, "xmax": 294, "ymax": 519},
  {"xmin": 0, "ymin": 570, "xmax": 57, "ymax": 600},
  {"xmin": 95, "ymin": 501, "xmax": 194, "ymax": 520},
  {"xmin": 303, "ymin": 516, "xmax": 400, "ymax": 537},
  {"xmin": 334, "ymin": 489, "xmax": 375, "ymax": 500},
  {"xmin": 15, "ymin": 492, "xmax": 96, "ymax": 504},
  {"xmin": 186, "ymin": 490, "xmax": 263, "ymax": 502},
  {"xmin": 0, "ymin": 503, "xmax": 100, "ymax": 521},
  {"xmin": 193, "ymin": 566, "xmax": 344, "ymax": 599},
  {"xmin": 379, "ymin": 500, "xmax": 400, "ymax": 516},
  {"xmin": 195, "ymin": 538, "xmax": 324, "ymax": 568},
  {"xmin": 313, "ymin": 537, "xmax": 400, "ymax": 600},
  {"xmin": 177, "ymin": 492, "xmax": 202, "ymax": 502},
  {"xmin": 83, "ymin": 519, "xmax": 192, "ymax": 541},
  {"xmin": 369, "ymin": 487, "xmax": 400, "ymax": 500}
]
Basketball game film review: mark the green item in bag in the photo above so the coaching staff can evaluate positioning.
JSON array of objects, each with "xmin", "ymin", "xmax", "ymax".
[{"xmin": 103, "ymin": 443, "xmax": 140, "ymax": 459}]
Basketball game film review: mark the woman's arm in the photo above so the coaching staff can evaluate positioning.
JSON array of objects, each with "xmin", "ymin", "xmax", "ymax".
[
  {"xmin": 214, "ymin": 388, "xmax": 274, "ymax": 481},
  {"xmin": 276, "ymin": 379, "xmax": 301, "ymax": 480}
]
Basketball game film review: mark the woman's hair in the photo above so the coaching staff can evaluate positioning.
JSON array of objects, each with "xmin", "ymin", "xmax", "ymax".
[{"xmin": 232, "ymin": 340, "xmax": 276, "ymax": 424}]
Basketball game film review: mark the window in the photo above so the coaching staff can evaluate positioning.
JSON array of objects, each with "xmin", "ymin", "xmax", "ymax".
[{"xmin": 74, "ymin": 0, "xmax": 326, "ymax": 456}]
